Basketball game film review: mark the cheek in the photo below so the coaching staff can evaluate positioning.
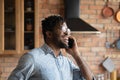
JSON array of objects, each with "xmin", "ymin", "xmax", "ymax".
[
  {"xmin": 53, "ymin": 33, "xmax": 63, "ymax": 41},
  {"xmin": 53, "ymin": 33, "xmax": 60, "ymax": 38},
  {"xmin": 54, "ymin": 30, "xmax": 62, "ymax": 37},
  {"xmin": 53, "ymin": 30, "xmax": 66, "ymax": 40},
  {"xmin": 52, "ymin": 33, "xmax": 60, "ymax": 41}
]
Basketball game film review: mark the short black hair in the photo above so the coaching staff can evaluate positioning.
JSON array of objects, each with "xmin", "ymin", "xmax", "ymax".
[{"xmin": 42, "ymin": 15, "xmax": 65, "ymax": 41}]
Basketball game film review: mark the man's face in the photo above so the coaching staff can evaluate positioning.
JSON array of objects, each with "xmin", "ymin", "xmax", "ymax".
[{"xmin": 52, "ymin": 22, "xmax": 71, "ymax": 48}]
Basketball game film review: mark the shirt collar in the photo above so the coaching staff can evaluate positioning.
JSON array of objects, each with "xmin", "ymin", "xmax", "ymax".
[{"xmin": 41, "ymin": 43, "xmax": 63, "ymax": 57}]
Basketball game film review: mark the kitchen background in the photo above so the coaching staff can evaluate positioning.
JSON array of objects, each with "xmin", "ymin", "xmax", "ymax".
[{"xmin": 0, "ymin": 0, "xmax": 120, "ymax": 79}]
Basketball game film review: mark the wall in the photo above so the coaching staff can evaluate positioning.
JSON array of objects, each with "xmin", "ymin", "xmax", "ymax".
[{"xmin": 0, "ymin": 0, "xmax": 120, "ymax": 79}]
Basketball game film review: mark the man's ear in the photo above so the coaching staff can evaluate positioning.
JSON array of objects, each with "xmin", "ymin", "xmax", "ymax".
[{"xmin": 46, "ymin": 31, "xmax": 52, "ymax": 38}]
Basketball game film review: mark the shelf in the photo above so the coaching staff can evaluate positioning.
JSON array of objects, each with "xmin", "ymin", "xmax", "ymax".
[
  {"xmin": 5, "ymin": 31, "xmax": 15, "ymax": 33},
  {"xmin": 24, "ymin": 10, "xmax": 34, "ymax": 13},
  {"xmin": 104, "ymin": 54, "xmax": 120, "ymax": 58},
  {"xmin": 24, "ymin": 31, "xmax": 34, "ymax": 33},
  {"xmin": 104, "ymin": 26, "xmax": 120, "ymax": 30}
]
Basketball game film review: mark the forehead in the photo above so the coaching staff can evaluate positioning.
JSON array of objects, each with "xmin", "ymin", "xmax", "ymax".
[{"xmin": 57, "ymin": 22, "xmax": 68, "ymax": 29}]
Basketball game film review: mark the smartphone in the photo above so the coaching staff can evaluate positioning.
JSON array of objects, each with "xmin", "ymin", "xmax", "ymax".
[{"xmin": 68, "ymin": 38, "xmax": 74, "ymax": 48}]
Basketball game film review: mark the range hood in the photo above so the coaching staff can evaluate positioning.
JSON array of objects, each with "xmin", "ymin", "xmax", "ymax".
[{"xmin": 64, "ymin": 0, "xmax": 101, "ymax": 33}]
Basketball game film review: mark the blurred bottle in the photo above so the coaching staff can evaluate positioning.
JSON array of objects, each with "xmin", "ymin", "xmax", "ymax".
[
  {"xmin": 26, "ymin": 18, "xmax": 33, "ymax": 31},
  {"xmin": 26, "ymin": 0, "xmax": 32, "ymax": 11},
  {"xmin": 110, "ymin": 70, "xmax": 117, "ymax": 80}
]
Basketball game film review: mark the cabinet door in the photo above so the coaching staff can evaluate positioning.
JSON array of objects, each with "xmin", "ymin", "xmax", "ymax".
[
  {"xmin": 21, "ymin": 0, "xmax": 40, "ymax": 53},
  {"xmin": 0, "ymin": 0, "xmax": 21, "ymax": 54},
  {"xmin": 0, "ymin": 0, "xmax": 40, "ymax": 54},
  {"xmin": 4, "ymin": 0, "xmax": 16, "ymax": 50}
]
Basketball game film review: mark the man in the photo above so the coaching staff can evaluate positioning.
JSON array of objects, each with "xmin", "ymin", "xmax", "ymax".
[{"xmin": 8, "ymin": 15, "xmax": 95, "ymax": 80}]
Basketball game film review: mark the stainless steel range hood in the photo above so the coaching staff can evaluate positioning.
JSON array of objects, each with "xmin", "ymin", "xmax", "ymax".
[{"xmin": 64, "ymin": 0, "xmax": 101, "ymax": 33}]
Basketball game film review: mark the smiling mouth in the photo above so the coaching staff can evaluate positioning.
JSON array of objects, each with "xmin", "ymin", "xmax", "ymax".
[{"xmin": 64, "ymin": 38, "xmax": 69, "ymax": 44}]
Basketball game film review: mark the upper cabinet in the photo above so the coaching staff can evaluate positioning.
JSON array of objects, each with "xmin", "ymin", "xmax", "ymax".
[{"xmin": 0, "ymin": 0, "xmax": 40, "ymax": 54}]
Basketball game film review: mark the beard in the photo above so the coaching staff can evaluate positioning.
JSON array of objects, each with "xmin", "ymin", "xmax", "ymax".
[
  {"xmin": 52, "ymin": 35, "xmax": 68, "ymax": 49},
  {"xmin": 58, "ymin": 41, "xmax": 68, "ymax": 48}
]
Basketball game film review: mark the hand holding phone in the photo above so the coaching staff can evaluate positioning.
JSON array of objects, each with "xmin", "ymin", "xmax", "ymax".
[
  {"xmin": 66, "ymin": 37, "xmax": 79, "ymax": 57},
  {"xmin": 68, "ymin": 38, "xmax": 74, "ymax": 48}
]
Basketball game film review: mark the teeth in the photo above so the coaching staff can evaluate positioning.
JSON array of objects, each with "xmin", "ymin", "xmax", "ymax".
[
  {"xmin": 65, "ymin": 39, "xmax": 68, "ymax": 43},
  {"xmin": 66, "ymin": 40, "xmax": 68, "ymax": 43},
  {"xmin": 65, "ymin": 39, "xmax": 67, "ymax": 41}
]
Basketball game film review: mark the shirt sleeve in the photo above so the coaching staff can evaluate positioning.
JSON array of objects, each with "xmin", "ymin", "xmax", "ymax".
[
  {"xmin": 67, "ymin": 58, "xmax": 86, "ymax": 80},
  {"xmin": 8, "ymin": 53, "xmax": 35, "ymax": 80},
  {"xmin": 73, "ymin": 69, "xmax": 86, "ymax": 80}
]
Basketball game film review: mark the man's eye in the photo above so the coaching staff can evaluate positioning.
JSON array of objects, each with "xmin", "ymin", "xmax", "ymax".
[{"xmin": 61, "ymin": 27, "xmax": 67, "ymax": 32}]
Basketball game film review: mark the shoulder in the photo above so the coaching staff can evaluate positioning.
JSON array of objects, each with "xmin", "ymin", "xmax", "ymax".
[
  {"xmin": 30, "ymin": 48, "xmax": 44, "ymax": 54},
  {"xmin": 28, "ymin": 48, "xmax": 45, "ymax": 57},
  {"xmin": 19, "ymin": 48, "xmax": 44, "ymax": 62}
]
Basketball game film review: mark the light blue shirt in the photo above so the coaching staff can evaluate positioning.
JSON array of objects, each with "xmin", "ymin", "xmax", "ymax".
[{"xmin": 8, "ymin": 44, "xmax": 85, "ymax": 80}]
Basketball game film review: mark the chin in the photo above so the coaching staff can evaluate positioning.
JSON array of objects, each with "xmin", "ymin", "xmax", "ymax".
[
  {"xmin": 58, "ymin": 41, "xmax": 68, "ymax": 48},
  {"xmin": 60, "ymin": 44, "xmax": 68, "ymax": 48}
]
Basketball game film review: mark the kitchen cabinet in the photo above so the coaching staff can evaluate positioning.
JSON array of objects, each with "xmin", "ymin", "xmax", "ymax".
[{"xmin": 0, "ymin": 0, "xmax": 40, "ymax": 54}]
